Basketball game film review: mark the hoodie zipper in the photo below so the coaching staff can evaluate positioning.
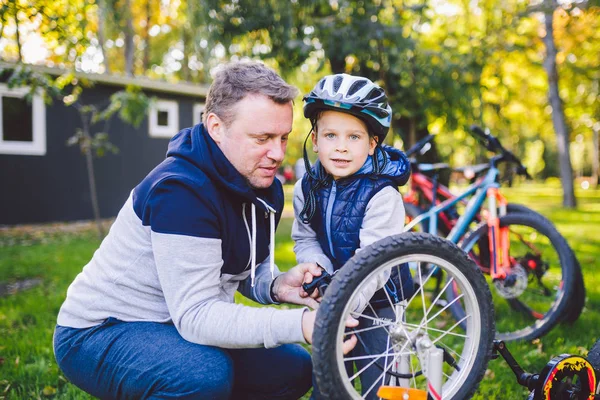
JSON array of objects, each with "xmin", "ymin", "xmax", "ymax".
[{"xmin": 325, "ymin": 180, "xmax": 337, "ymax": 257}]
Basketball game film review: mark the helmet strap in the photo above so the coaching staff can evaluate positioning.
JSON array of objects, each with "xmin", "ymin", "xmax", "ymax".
[
  {"xmin": 299, "ymin": 119, "xmax": 329, "ymax": 223},
  {"xmin": 303, "ymin": 120, "xmax": 319, "ymax": 180},
  {"xmin": 372, "ymin": 142, "xmax": 388, "ymax": 174}
]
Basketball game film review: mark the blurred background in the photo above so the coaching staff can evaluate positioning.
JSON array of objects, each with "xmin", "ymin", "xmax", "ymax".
[{"xmin": 1, "ymin": 0, "xmax": 598, "ymax": 218}]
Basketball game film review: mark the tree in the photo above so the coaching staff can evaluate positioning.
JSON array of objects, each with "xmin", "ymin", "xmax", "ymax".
[
  {"xmin": 5, "ymin": 65, "xmax": 150, "ymax": 238},
  {"xmin": 541, "ymin": 0, "xmax": 577, "ymax": 207}
]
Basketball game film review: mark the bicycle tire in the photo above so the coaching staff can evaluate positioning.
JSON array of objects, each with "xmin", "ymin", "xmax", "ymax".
[
  {"xmin": 506, "ymin": 203, "xmax": 585, "ymax": 324},
  {"xmin": 586, "ymin": 339, "xmax": 600, "ymax": 373},
  {"xmin": 312, "ymin": 232, "xmax": 495, "ymax": 400},
  {"xmin": 459, "ymin": 212, "xmax": 576, "ymax": 341}
]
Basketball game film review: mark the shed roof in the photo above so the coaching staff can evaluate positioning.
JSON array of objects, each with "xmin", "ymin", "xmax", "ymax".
[{"xmin": 0, "ymin": 62, "xmax": 209, "ymax": 98}]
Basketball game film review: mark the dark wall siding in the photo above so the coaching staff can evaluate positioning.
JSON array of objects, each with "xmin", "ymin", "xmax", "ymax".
[{"xmin": 0, "ymin": 83, "xmax": 203, "ymax": 225}]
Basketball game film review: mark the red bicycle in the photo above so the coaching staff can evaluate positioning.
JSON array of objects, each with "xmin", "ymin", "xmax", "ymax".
[{"xmin": 402, "ymin": 127, "xmax": 584, "ymax": 341}]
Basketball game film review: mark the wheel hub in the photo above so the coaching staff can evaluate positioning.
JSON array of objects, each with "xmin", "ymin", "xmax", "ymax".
[{"xmin": 494, "ymin": 263, "xmax": 528, "ymax": 299}]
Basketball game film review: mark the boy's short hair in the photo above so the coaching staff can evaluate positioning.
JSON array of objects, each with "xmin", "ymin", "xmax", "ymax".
[{"xmin": 203, "ymin": 62, "xmax": 299, "ymax": 127}]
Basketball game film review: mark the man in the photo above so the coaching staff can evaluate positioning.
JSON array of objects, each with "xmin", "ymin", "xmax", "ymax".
[{"xmin": 54, "ymin": 62, "xmax": 353, "ymax": 399}]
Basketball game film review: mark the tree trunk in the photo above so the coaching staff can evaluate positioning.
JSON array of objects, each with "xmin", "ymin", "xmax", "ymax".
[
  {"xmin": 124, "ymin": 0, "xmax": 135, "ymax": 76},
  {"xmin": 181, "ymin": 26, "xmax": 192, "ymax": 81},
  {"xmin": 328, "ymin": 46, "xmax": 346, "ymax": 74},
  {"xmin": 408, "ymin": 117, "xmax": 417, "ymax": 150},
  {"xmin": 143, "ymin": 0, "xmax": 151, "ymax": 72},
  {"xmin": 85, "ymin": 145, "xmax": 105, "ymax": 240},
  {"xmin": 96, "ymin": 0, "xmax": 110, "ymax": 73},
  {"xmin": 0, "ymin": 5, "xmax": 7, "ymax": 44},
  {"xmin": 79, "ymin": 112, "xmax": 105, "ymax": 240},
  {"xmin": 593, "ymin": 127, "xmax": 599, "ymax": 188},
  {"xmin": 13, "ymin": 1, "xmax": 23, "ymax": 62},
  {"xmin": 542, "ymin": 0, "xmax": 576, "ymax": 208}
]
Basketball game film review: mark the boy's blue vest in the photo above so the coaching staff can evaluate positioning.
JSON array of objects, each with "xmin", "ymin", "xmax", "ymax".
[
  {"xmin": 302, "ymin": 175, "xmax": 393, "ymax": 270},
  {"xmin": 301, "ymin": 147, "xmax": 414, "ymax": 306}
]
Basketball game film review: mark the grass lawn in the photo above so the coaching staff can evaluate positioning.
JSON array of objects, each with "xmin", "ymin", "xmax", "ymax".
[{"xmin": 1, "ymin": 183, "xmax": 598, "ymax": 399}]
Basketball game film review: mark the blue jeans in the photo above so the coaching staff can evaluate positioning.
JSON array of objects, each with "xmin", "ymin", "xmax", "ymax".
[{"xmin": 54, "ymin": 318, "xmax": 312, "ymax": 399}]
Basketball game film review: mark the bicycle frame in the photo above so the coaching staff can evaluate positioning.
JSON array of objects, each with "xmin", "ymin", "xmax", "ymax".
[{"xmin": 404, "ymin": 166, "xmax": 511, "ymax": 280}]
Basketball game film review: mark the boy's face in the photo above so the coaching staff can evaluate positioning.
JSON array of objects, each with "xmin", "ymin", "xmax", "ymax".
[{"xmin": 312, "ymin": 110, "xmax": 377, "ymax": 180}]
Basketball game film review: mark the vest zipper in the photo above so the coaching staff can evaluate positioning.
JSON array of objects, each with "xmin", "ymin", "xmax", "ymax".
[{"xmin": 325, "ymin": 180, "xmax": 337, "ymax": 258}]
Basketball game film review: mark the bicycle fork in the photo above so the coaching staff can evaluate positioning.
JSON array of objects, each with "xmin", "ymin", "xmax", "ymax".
[
  {"xmin": 377, "ymin": 301, "xmax": 444, "ymax": 400},
  {"xmin": 486, "ymin": 188, "xmax": 509, "ymax": 280}
]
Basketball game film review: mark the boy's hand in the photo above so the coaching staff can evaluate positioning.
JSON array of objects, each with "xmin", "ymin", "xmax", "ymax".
[
  {"xmin": 273, "ymin": 262, "xmax": 323, "ymax": 309},
  {"xmin": 302, "ymin": 310, "xmax": 359, "ymax": 354}
]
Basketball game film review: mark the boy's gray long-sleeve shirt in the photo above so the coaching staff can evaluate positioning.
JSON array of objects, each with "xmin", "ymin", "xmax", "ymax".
[{"xmin": 292, "ymin": 179, "xmax": 405, "ymax": 311}]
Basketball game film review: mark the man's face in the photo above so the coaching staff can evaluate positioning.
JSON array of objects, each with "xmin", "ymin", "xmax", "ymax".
[{"xmin": 207, "ymin": 94, "xmax": 293, "ymax": 189}]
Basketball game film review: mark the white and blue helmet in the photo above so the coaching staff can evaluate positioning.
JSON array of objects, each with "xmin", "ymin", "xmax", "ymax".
[{"xmin": 303, "ymin": 73, "xmax": 392, "ymax": 141}]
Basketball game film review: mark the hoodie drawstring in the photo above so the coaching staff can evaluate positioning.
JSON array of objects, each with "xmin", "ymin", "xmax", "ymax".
[
  {"xmin": 243, "ymin": 200, "xmax": 276, "ymax": 287},
  {"xmin": 251, "ymin": 203, "xmax": 257, "ymax": 285}
]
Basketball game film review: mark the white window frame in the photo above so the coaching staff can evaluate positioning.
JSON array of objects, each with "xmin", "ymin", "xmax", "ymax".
[
  {"xmin": 149, "ymin": 99, "xmax": 179, "ymax": 138},
  {"xmin": 0, "ymin": 84, "xmax": 46, "ymax": 156},
  {"xmin": 193, "ymin": 103, "xmax": 205, "ymax": 126}
]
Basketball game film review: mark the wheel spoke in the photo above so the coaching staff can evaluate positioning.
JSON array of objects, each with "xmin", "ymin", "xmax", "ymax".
[
  {"xmin": 422, "ymin": 292, "xmax": 464, "ymax": 327},
  {"xmin": 431, "ymin": 314, "xmax": 470, "ymax": 345},
  {"xmin": 344, "ymin": 323, "xmax": 394, "ymax": 337},
  {"xmin": 401, "ymin": 322, "xmax": 468, "ymax": 339},
  {"xmin": 348, "ymin": 342, "xmax": 398, "ymax": 381},
  {"xmin": 363, "ymin": 351, "xmax": 403, "ymax": 398},
  {"xmin": 417, "ymin": 263, "xmax": 429, "ymax": 327}
]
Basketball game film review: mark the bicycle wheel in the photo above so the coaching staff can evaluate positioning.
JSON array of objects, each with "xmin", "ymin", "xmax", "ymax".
[
  {"xmin": 506, "ymin": 203, "xmax": 585, "ymax": 324},
  {"xmin": 587, "ymin": 339, "xmax": 600, "ymax": 373},
  {"xmin": 459, "ymin": 212, "xmax": 576, "ymax": 341},
  {"xmin": 312, "ymin": 233, "xmax": 495, "ymax": 400}
]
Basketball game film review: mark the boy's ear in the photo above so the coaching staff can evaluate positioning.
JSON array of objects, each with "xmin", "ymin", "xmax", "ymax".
[
  {"xmin": 311, "ymin": 130, "xmax": 318, "ymax": 153},
  {"xmin": 205, "ymin": 113, "xmax": 224, "ymax": 144},
  {"xmin": 368, "ymin": 136, "xmax": 378, "ymax": 156}
]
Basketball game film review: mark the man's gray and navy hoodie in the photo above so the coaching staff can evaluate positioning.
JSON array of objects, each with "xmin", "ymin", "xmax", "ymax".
[{"xmin": 57, "ymin": 124, "xmax": 307, "ymax": 349}]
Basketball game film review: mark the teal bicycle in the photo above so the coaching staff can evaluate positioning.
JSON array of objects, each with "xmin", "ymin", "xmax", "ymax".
[{"xmin": 403, "ymin": 126, "xmax": 581, "ymax": 341}]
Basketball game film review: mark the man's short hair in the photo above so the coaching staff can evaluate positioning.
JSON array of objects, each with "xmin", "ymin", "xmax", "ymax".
[{"xmin": 203, "ymin": 61, "xmax": 299, "ymax": 127}]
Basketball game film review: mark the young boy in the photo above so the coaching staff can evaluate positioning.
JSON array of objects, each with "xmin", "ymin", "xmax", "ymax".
[{"xmin": 293, "ymin": 73, "xmax": 413, "ymax": 398}]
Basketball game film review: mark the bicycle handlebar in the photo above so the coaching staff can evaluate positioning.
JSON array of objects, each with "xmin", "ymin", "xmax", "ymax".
[
  {"xmin": 405, "ymin": 134, "xmax": 435, "ymax": 157},
  {"xmin": 469, "ymin": 125, "xmax": 531, "ymax": 179}
]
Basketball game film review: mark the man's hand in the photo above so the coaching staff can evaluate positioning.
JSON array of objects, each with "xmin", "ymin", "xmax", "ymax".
[
  {"xmin": 302, "ymin": 310, "xmax": 359, "ymax": 355},
  {"xmin": 272, "ymin": 262, "xmax": 324, "ymax": 309}
]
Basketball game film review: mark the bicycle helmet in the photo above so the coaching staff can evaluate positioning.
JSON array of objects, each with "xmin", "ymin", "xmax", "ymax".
[{"xmin": 303, "ymin": 73, "xmax": 392, "ymax": 141}]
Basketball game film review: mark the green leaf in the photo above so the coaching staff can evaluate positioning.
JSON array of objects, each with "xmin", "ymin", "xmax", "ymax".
[{"xmin": 42, "ymin": 386, "xmax": 56, "ymax": 396}]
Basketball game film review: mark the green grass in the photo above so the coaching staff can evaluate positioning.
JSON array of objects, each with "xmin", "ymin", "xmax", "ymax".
[{"xmin": 1, "ymin": 184, "xmax": 599, "ymax": 399}]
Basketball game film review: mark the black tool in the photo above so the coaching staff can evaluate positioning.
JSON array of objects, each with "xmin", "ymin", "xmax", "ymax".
[{"xmin": 302, "ymin": 267, "xmax": 332, "ymax": 297}]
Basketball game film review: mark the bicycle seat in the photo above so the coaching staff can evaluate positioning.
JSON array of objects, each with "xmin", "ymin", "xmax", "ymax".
[
  {"xmin": 453, "ymin": 163, "xmax": 489, "ymax": 179},
  {"xmin": 415, "ymin": 163, "xmax": 450, "ymax": 173}
]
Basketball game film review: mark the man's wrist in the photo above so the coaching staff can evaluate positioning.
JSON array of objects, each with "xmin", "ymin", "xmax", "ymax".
[{"xmin": 269, "ymin": 276, "xmax": 279, "ymax": 303}]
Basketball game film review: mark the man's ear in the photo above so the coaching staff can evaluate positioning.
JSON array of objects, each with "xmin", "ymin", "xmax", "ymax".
[
  {"xmin": 311, "ymin": 130, "xmax": 318, "ymax": 153},
  {"xmin": 205, "ymin": 113, "xmax": 224, "ymax": 144},
  {"xmin": 368, "ymin": 136, "xmax": 378, "ymax": 156}
]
